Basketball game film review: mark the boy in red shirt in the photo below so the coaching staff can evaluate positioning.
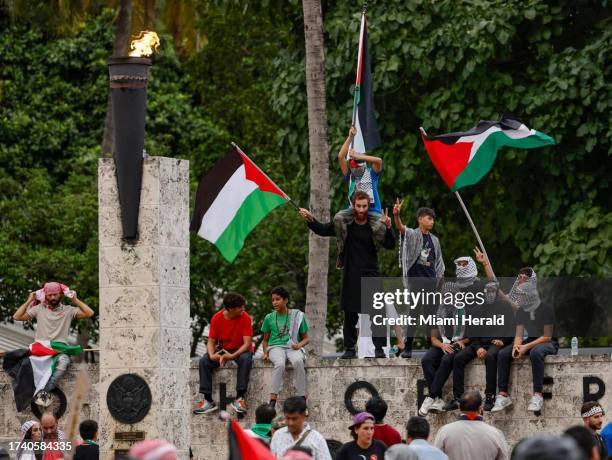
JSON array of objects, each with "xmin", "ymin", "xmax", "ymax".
[
  {"xmin": 193, "ymin": 292, "xmax": 253, "ymax": 415},
  {"xmin": 366, "ymin": 396, "xmax": 402, "ymax": 447}
]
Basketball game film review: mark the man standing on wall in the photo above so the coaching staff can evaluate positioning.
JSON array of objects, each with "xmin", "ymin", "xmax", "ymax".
[
  {"xmin": 299, "ymin": 190, "xmax": 395, "ymax": 359},
  {"xmin": 393, "ymin": 200, "xmax": 445, "ymax": 358}
]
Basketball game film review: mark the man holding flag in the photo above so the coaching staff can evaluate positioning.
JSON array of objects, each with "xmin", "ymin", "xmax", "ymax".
[
  {"xmin": 299, "ymin": 191, "xmax": 395, "ymax": 359},
  {"xmin": 10, "ymin": 282, "xmax": 93, "ymax": 408}
]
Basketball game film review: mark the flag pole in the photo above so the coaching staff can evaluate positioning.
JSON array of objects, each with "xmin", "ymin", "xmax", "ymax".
[
  {"xmin": 419, "ymin": 127, "xmax": 496, "ymax": 277},
  {"xmin": 453, "ymin": 191, "xmax": 495, "ymax": 278},
  {"xmin": 348, "ymin": 2, "xmax": 368, "ymax": 157},
  {"xmin": 230, "ymin": 142, "xmax": 300, "ymax": 210}
]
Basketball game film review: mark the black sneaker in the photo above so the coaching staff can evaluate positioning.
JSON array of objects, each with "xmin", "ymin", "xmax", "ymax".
[
  {"xmin": 484, "ymin": 394, "xmax": 495, "ymax": 411},
  {"xmin": 400, "ymin": 348, "xmax": 412, "ymax": 359},
  {"xmin": 443, "ymin": 398, "xmax": 459, "ymax": 411},
  {"xmin": 340, "ymin": 348, "xmax": 357, "ymax": 359}
]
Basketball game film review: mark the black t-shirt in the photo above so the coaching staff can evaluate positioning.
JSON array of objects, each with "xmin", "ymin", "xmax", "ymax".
[
  {"xmin": 516, "ymin": 301, "xmax": 557, "ymax": 341},
  {"xmin": 336, "ymin": 440, "xmax": 387, "ymax": 460},
  {"xmin": 408, "ymin": 232, "xmax": 436, "ymax": 278},
  {"xmin": 74, "ymin": 444, "xmax": 99, "ymax": 460}
]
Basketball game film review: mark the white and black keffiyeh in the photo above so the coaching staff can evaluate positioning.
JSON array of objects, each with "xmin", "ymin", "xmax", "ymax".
[
  {"xmin": 509, "ymin": 268, "xmax": 541, "ymax": 319},
  {"xmin": 582, "ymin": 405, "xmax": 604, "ymax": 418}
]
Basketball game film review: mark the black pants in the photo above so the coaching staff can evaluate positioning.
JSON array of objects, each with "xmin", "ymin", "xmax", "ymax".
[
  {"xmin": 421, "ymin": 345, "xmax": 476, "ymax": 399},
  {"xmin": 482, "ymin": 344, "xmax": 502, "ymax": 395},
  {"xmin": 198, "ymin": 352, "xmax": 253, "ymax": 400},
  {"xmin": 497, "ymin": 341, "xmax": 558, "ymax": 393},
  {"xmin": 343, "ymin": 311, "xmax": 386, "ymax": 351}
]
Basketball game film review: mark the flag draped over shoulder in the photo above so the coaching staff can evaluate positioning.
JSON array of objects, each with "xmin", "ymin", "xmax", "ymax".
[
  {"xmin": 190, "ymin": 146, "xmax": 289, "ymax": 262},
  {"xmin": 228, "ymin": 419, "xmax": 276, "ymax": 460},
  {"xmin": 2, "ymin": 341, "xmax": 82, "ymax": 411},
  {"xmin": 352, "ymin": 13, "xmax": 380, "ymax": 154},
  {"xmin": 421, "ymin": 115, "xmax": 555, "ymax": 191}
]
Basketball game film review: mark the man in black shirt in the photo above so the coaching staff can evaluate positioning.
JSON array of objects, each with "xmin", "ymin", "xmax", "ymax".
[
  {"xmin": 74, "ymin": 420, "xmax": 99, "ymax": 460},
  {"xmin": 492, "ymin": 267, "xmax": 558, "ymax": 413},
  {"xmin": 336, "ymin": 412, "xmax": 387, "ymax": 460},
  {"xmin": 298, "ymin": 190, "xmax": 395, "ymax": 359}
]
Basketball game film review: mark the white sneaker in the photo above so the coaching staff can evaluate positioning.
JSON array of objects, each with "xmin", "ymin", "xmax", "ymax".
[
  {"xmin": 527, "ymin": 394, "xmax": 544, "ymax": 412},
  {"xmin": 418, "ymin": 397, "xmax": 435, "ymax": 416},
  {"xmin": 491, "ymin": 394, "xmax": 513, "ymax": 412},
  {"xmin": 429, "ymin": 397, "xmax": 446, "ymax": 413}
]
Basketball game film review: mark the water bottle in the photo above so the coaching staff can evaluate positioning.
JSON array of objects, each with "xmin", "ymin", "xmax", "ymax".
[{"xmin": 571, "ymin": 337, "xmax": 579, "ymax": 356}]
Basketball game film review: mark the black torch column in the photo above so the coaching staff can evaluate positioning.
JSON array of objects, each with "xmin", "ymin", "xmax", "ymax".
[{"xmin": 107, "ymin": 57, "xmax": 152, "ymax": 241}]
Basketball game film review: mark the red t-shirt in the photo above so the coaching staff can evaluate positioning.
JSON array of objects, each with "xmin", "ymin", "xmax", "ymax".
[
  {"xmin": 374, "ymin": 423, "xmax": 402, "ymax": 447},
  {"xmin": 209, "ymin": 310, "xmax": 253, "ymax": 352}
]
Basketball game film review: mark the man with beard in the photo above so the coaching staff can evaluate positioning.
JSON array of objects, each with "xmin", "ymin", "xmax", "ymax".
[
  {"xmin": 299, "ymin": 190, "xmax": 395, "ymax": 359},
  {"xmin": 419, "ymin": 257, "xmax": 481, "ymax": 415},
  {"xmin": 491, "ymin": 268, "xmax": 558, "ymax": 413},
  {"xmin": 13, "ymin": 282, "xmax": 94, "ymax": 406},
  {"xmin": 581, "ymin": 401, "xmax": 608, "ymax": 459}
]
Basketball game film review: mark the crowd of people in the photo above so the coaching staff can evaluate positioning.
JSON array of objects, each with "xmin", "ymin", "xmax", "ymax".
[{"xmin": 2, "ymin": 128, "xmax": 609, "ymax": 460}]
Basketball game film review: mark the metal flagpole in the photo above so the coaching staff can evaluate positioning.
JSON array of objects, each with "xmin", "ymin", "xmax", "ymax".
[{"xmin": 230, "ymin": 142, "xmax": 300, "ymax": 210}]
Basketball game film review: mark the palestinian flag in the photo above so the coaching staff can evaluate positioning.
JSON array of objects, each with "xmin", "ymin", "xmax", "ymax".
[
  {"xmin": 190, "ymin": 146, "xmax": 289, "ymax": 262},
  {"xmin": 2, "ymin": 341, "xmax": 82, "ymax": 411},
  {"xmin": 228, "ymin": 420, "xmax": 276, "ymax": 460},
  {"xmin": 421, "ymin": 115, "xmax": 555, "ymax": 191},
  {"xmin": 351, "ymin": 13, "xmax": 380, "ymax": 154}
]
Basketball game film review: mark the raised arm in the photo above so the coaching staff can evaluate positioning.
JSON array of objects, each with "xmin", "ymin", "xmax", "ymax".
[
  {"xmin": 298, "ymin": 208, "xmax": 335, "ymax": 237},
  {"xmin": 337, "ymin": 126, "xmax": 356, "ymax": 177},
  {"xmin": 380, "ymin": 208, "xmax": 396, "ymax": 249},
  {"xmin": 348, "ymin": 149, "xmax": 383, "ymax": 173},
  {"xmin": 473, "ymin": 247, "xmax": 496, "ymax": 280},
  {"xmin": 72, "ymin": 294, "xmax": 95, "ymax": 319},
  {"xmin": 392, "ymin": 198, "xmax": 406, "ymax": 235},
  {"xmin": 13, "ymin": 292, "xmax": 36, "ymax": 321}
]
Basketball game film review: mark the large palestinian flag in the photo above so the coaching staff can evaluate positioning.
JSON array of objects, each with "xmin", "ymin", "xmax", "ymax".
[
  {"xmin": 421, "ymin": 115, "xmax": 555, "ymax": 191},
  {"xmin": 190, "ymin": 146, "xmax": 289, "ymax": 262},
  {"xmin": 2, "ymin": 341, "xmax": 82, "ymax": 411},
  {"xmin": 351, "ymin": 13, "xmax": 380, "ymax": 154}
]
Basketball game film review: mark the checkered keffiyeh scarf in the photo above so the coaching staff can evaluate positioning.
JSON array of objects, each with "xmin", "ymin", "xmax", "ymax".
[{"xmin": 509, "ymin": 268, "xmax": 541, "ymax": 319}]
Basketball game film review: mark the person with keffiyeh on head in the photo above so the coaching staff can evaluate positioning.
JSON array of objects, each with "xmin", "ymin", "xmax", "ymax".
[
  {"xmin": 12, "ymin": 282, "xmax": 94, "ymax": 407},
  {"xmin": 419, "ymin": 256, "xmax": 484, "ymax": 416},
  {"xmin": 491, "ymin": 267, "xmax": 558, "ymax": 413}
]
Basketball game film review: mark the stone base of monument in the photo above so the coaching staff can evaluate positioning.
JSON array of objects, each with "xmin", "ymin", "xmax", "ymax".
[{"xmin": 0, "ymin": 355, "xmax": 609, "ymax": 459}]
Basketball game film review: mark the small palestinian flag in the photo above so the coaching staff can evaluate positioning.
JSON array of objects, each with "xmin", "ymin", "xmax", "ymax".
[
  {"xmin": 228, "ymin": 419, "xmax": 276, "ymax": 460},
  {"xmin": 421, "ymin": 115, "xmax": 555, "ymax": 191},
  {"xmin": 190, "ymin": 145, "xmax": 289, "ymax": 262},
  {"xmin": 2, "ymin": 341, "xmax": 82, "ymax": 412},
  {"xmin": 351, "ymin": 12, "xmax": 381, "ymax": 154}
]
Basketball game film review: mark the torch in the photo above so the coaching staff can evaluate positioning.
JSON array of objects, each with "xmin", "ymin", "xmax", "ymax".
[{"xmin": 107, "ymin": 31, "xmax": 160, "ymax": 241}]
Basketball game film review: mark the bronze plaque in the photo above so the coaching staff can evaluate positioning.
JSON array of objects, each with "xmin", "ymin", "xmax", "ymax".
[
  {"xmin": 115, "ymin": 431, "xmax": 146, "ymax": 441},
  {"xmin": 114, "ymin": 449, "xmax": 130, "ymax": 459}
]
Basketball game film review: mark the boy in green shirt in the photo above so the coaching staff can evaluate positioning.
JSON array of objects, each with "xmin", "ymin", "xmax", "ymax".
[{"xmin": 262, "ymin": 287, "xmax": 310, "ymax": 408}]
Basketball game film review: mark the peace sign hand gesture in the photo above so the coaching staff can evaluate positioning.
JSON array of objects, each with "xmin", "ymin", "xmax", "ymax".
[
  {"xmin": 393, "ymin": 197, "xmax": 403, "ymax": 216},
  {"xmin": 381, "ymin": 208, "xmax": 392, "ymax": 228}
]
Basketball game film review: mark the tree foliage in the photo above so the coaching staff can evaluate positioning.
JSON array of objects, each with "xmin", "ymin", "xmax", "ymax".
[{"xmin": 1, "ymin": 0, "xmax": 610, "ymax": 347}]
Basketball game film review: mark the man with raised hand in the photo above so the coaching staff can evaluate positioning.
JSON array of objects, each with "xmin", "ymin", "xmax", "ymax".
[{"xmin": 13, "ymin": 282, "xmax": 94, "ymax": 406}]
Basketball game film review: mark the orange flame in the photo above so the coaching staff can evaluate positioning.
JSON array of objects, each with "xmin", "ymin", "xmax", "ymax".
[{"xmin": 129, "ymin": 31, "xmax": 160, "ymax": 57}]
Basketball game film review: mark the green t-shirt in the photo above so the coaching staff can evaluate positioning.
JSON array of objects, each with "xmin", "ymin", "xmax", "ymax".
[{"xmin": 261, "ymin": 310, "xmax": 309, "ymax": 347}]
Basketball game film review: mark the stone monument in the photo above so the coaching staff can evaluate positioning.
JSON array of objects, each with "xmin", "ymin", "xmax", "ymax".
[{"xmin": 98, "ymin": 156, "xmax": 191, "ymax": 459}]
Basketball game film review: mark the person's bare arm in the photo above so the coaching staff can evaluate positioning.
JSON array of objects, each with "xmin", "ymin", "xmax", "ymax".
[
  {"xmin": 13, "ymin": 292, "xmax": 36, "ymax": 321},
  {"xmin": 473, "ymin": 247, "xmax": 495, "ymax": 280},
  {"xmin": 393, "ymin": 198, "xmax": 406, "ymax": 235},
  {"xmin": 348, "ymin": 149, "xmax": 383, "ymax": 173},
  {"xmin": 207, "ymin": 338, "xmax": 221, "ymax": 363},
  {"xmin": 337, "ymin": 127, "xmax": 356, "ymax": 176},
  {"xmin": 226, "ymin": 336, "xmax": 252, "ymax": 361},
  {"xmin": 262, "ymin": 333, "xmax": 271, "ymax": 361},
  {"xmin": 72, "ymin": 294, "xmax": 95, "ymax": 319},
  {"xmin": 292, "ymin": 332, "xmax": 310, "ymax": 350}
]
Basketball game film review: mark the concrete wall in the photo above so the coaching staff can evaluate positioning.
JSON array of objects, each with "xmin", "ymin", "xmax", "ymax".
[{"xmin": 1, "ymin": 355, "xmax": 610, "ymax": 459}]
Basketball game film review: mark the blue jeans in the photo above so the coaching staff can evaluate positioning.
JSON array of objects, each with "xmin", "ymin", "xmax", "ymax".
[{"xmin": 497, "ymin": 341, "xmax": 558, "ymax": 393}]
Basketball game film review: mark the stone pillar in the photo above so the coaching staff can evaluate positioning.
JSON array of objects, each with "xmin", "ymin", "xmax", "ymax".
[{"xmin": 98, "ymin": 157, "xmax": 190, "ymax": 459}]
